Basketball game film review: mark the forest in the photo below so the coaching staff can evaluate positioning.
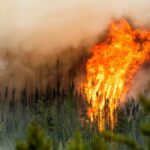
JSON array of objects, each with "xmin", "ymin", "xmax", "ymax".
[
  {"xmin": 0, "ymin": 59, "xmax": 149, "ymax": 150},
  {"xmin": 0, "ymin": 1, "xmax": 150, "ymax": 149}
]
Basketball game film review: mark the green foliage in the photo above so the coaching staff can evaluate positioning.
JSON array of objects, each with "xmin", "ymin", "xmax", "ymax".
[
  {"xmin": 16, "ymin": 122, "xmax": 51, "ymax": 150},
  {"xmin": 0, "ymin": 122, "xmax": 7, "ymax": 140},
  {"xmin": 32, "ymin": 99, "xmax": 55, "ymax": 132},
  {"xmin": 0, "ymin": 80, "xmax": 148, "ymax": 150},
  {"xmin": 140, "ymin": 123, "xmax": 150, "ymax": 136},
  {"xmin": 66, "ymin": 132, "xmax": 86, "ymax": 150},
  {"xmin": 139, "ymin": 94, "xmax": 150, "ymax": 113},
  {"xmin": 100, "ymin": 93, "xmax": 150, "ymax": 150},
  {"xmin": 58, "ymin": 141, "xmax": 64, "ymax": 150},
  {"xmin": 115, "ymin": 109, "xmax": 130, "ymax": 134},
  {"xmin": 102, "ymin": 131, "xmax": 143, "ymax": 150},
  {"xmin": 91, "ymin": 137, "xmax": 107, "ymax": 150},
  {"xmin": 13, "ymin": 87, "xmax": 150, "ymax": 150}
]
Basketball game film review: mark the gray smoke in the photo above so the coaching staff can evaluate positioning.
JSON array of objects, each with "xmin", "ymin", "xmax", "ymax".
[
  {"xmin": 128, "ymin": 64, "xmax": 150, "ymax": 99},
  {"xmin": 0, "ymin": 0, "xmax": 149, "ymax": 94}
]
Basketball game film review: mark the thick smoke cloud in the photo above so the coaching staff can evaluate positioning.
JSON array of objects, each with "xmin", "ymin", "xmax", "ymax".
[
  {"xmin": 0, "ymin": 0, "xmax": 150, "ymax": 50},
  {"xmin": 0, "ymin": 0, "xmax": 150, "ymax": 94},
  {"xmin": 127, "ymin": 67, "xmax": 150, "ymax": 99}
]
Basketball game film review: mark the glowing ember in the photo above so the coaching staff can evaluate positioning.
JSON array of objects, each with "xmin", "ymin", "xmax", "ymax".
[{"xmin": 83, "ymin": 19, "xmax": 150, "ymax": 131}]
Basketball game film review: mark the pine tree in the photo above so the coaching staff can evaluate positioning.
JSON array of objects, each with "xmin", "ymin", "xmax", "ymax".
[{"xmin": 16, "ymin": 122, "xmax": 51, "ymax": 150}]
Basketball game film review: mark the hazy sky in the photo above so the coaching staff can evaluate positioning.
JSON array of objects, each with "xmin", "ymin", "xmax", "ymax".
[
  {"xmin": 0, "ymin": 0, "xmax": 150, "ymax": 52},
  {"xmin": 0, "ymin": 0, "xmax": 149, "ymax": 91}
]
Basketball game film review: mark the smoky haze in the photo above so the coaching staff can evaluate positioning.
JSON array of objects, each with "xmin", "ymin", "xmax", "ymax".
[{"xmin": 0, "ymin": 0, "xmax": 150, "ymax": 95}]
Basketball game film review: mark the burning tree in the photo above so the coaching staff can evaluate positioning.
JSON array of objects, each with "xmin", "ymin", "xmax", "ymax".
[{"xmin": 82, "ymin": 19, "xmax": 150, "ymax": 131}]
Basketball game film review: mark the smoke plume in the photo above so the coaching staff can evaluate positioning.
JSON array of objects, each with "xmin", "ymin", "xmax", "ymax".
[{"xmin": 0, "ymin": 0, "xmax": 150, "ymax": 95}]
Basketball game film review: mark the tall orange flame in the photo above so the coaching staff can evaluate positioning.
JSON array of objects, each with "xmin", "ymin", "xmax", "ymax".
[{"xmin": 83, "ymin": 19, "xmax": 150, "ymax": 131}]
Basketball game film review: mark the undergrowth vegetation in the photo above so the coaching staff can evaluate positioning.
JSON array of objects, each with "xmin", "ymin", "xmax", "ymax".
[{"xmin": 0, "ymin": 81, "xmax": 149, "ymax": 150}]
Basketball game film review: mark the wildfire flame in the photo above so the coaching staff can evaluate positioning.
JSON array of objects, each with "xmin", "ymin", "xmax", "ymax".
[{"xmin": 83, "ymin": 19, "xmax": 150, "ymax": 131}]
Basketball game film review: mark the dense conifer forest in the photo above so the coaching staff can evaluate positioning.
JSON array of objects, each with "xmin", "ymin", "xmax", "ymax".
[{"xmin": 0, "ymin": 60, "xmax": 149, "ymax": 150}]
